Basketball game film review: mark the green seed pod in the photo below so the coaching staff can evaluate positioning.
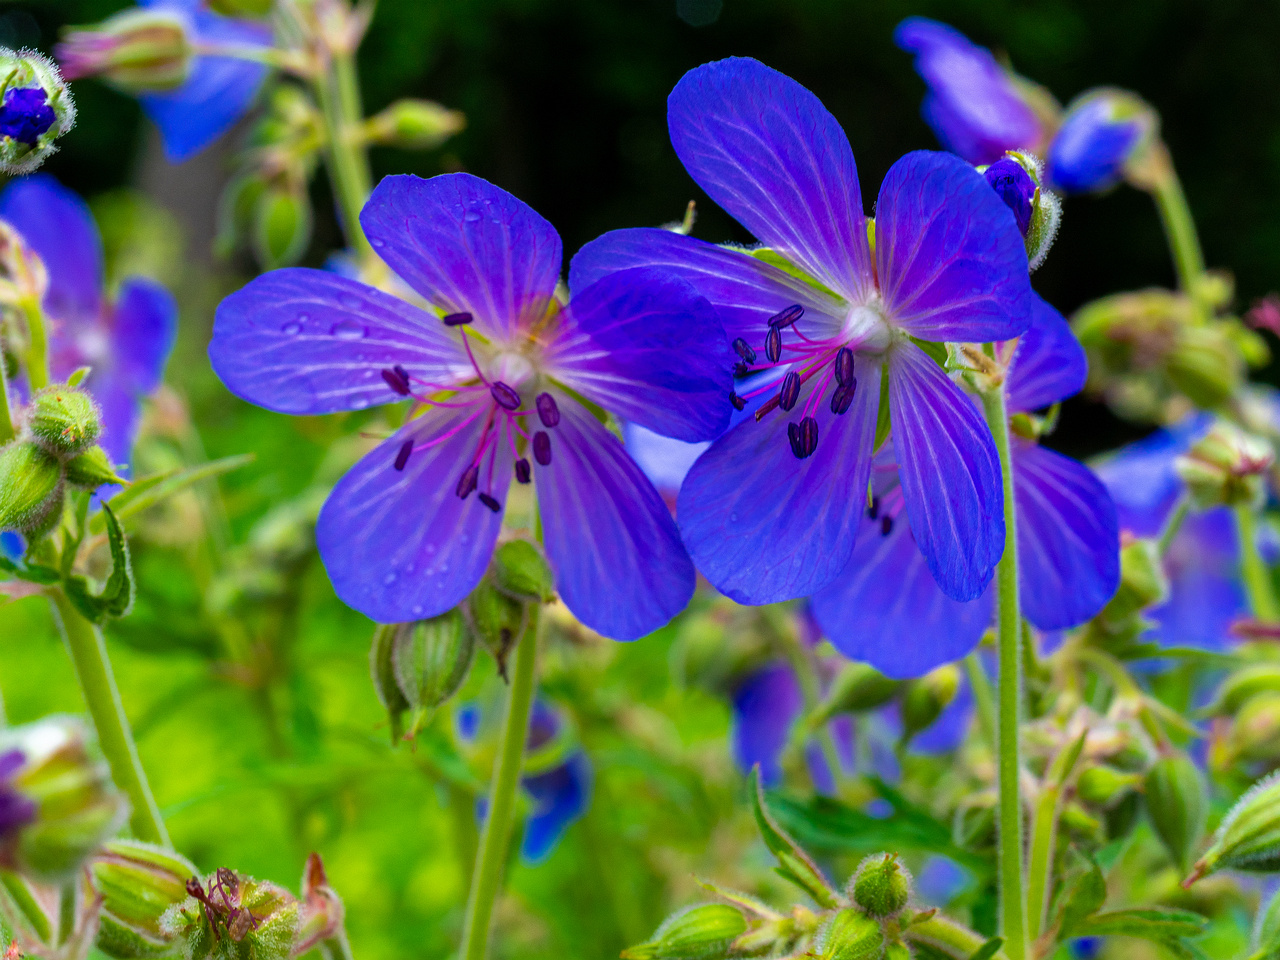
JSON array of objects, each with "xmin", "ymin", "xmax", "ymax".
[
  {"xmin": 160, "ymin": 870, "xmax": 299, "ymax": 960},
  {"xmin": 1205, "ymin": 664, "xmax": 1280, "ymax": 717},
  {"xmin": 0, "ymin": 48, "xmax": 76, "ymax": 175},
  {"xmin": 1076, "ymin": 765, "xmax": 1143, "ymax": 808},
  {"xmin": 1188, "ymin": 771, "xmax": 1280, "ymax": 885},
  {"xmin": 466, "ymin": 579, "xmax": 526, "ymax": 678},
  {"xmin": 620, "ymin": 903, "xmax": 747, "ymax": 959},
  {"xmin": 29, "ymin": 386, "xmax": 102, "ymax": 457},
  {"xmin": 815, "ymin": 909, "xmax": 884, "ymax": 960},
  {"xmin": 391, "ymin": 611, "xmax": 475, "ymax": 713},
  {"xmin": 57, "ymin": 9, "xmax": 192, "ymax": 93},
  {"xmin": 64, "ymin": 445, "xmax": 128, "ymax": 489},
  {"xmin": 811, "ymin": 662, "xmax": 902, "ymax": 726},
  {"xmin": 253, "ymin": 184, "xmax": 313, "ymax": 270},
  {"xmin": 369, "ymin": 623, "xmax": 409, "ymax": 744},
  {"xmin": 850, "ymin": 853, "xmax": 912, "ymax": 920},
  {"xmin": 1097, "ymin": 538, "xmax": 1168, "ymax": 630},
  {"xmin": 492, "ymin": 540, "xmax": 554, "ymax": 602},
  {"xmin": 1166, "ymin": 325, "xmax": 1244, "ymax": 410},
  {"xmin": 363, "ymin": 99, "xmax": 465, "ymax": 151},
  {"xmin": 1175, "ymin": 422, "xmax": 1271, "ymax": 510},
  {"xmin": 0, "ymin": 441, "xmax": 64, "ymax": 536},
  {"xmin": 1144, "ymin": 752, "xmax": 1208, "ymax": 874},
  {"xmin": 92, "ymin": 839, "xmax": 200, "ymax": 959},
  {"xmin": 900, "ymin": 665, "xmax": 960, "ymax": 743}
]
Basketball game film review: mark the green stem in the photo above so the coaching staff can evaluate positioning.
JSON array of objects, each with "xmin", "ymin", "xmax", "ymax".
[
  {"xmin": 318, "ymin": 929, "xmax": 356, "ymax": 960},
  {"xmin": 459, "ymin": 607, "xmax": 541, "ymax": 960},
  {"xmin": 49, "ymin": 589, "xmax": 169, "ymax": 846},
  {"xmin": 1157, "ymin": 494, "xmax": 1191, "ymax": 557},
  {"xmin": 1146, "ymin": 142, "xmax": 1205, "ymax": 293},
  {"xmin": 21, "ymin": 293, "xmax": 49, "ymax": 390},
  {"xmin": 903, "ymin": 914, "xmax": 1010, "ymax": 960},
  {"xmin": 981, "ymin": 385, "xmax": 1028, "ymax": 960},
  {"xmin": 1235, "ymin": 506, "xmax": 1279, "ymax": 621},
  {"xmin": 314, "ymin": 47, "xmax": 374, "ymax": 263},
  {"xmin": 0, "ymin": 354, "xmax": 14, "ymax": 444},
  {"xmin": 777, "ymin": 616, "xmax": 842, "ymax": 789},
  {"xmin": 56, "ymin": 882, "xmax": 75, "ymax": 945},
  {"xmin": 1025, "ymin": 788, "xmax": 1059, "ymax": 942},
  {"xmin": 964, "ymin": 653, "xmax": 996, "ymax": 750}
]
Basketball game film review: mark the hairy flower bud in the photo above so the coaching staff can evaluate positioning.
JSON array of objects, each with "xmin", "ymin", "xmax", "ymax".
[
  {"xmin": 1175, "ymin": 422, "xmax": 1272, "ymax": 510},
  {"xmin": 1144, "ymin": 752, "xmax": 1208, "ymax": 874},
  {"xmin": 92, "ymin": 840, "xmax": 200, "ymax": 959},
  {"xmin": 0, "ymin": 441, "xmax": 64, "ymax": 538},
  {"xmin": 815, "ymin": 909, "xmax": 884, "ymax": 960},
  {"xmin": 369, "ymin": 623, "xmax": 410, "ymax": 743},
  {"xmin": 900, "ymin": 665, "xmax": 960, "ymax": 743},
  {"xmin": 850, "ymin": 853, "xmax": 912, "ymax": 920},
  {"xmin": 64, "ymin": 445, "xmax": 129, "ymax": 489},
  {"xmin": 982, "ymin": 151, "xmax": 1060, "ymax": 271},
  {"xmin": 620, "ymin": 903, "xmax": 747, "ymax": 959},
  {"xmin": 1076, "ymin": 765, "xmax": 1143, "ymax": 808},
  {"xmin": 492, "ymin": 539, "xmax": 554, "ymax": 602},
  {"xmin": 391, "ymin": 611, "xmax": 475, "ymax": 717},
  {"xmin": 57, "ymin": 9, "xmax": 193, "ymax": 93},
  {"xmin": 161, "ymin": 869, "xmax": 299, "ymax": 960},
  {"xmin": 363, "ymin": 99, "xmax": 465, "ymax": 151},
  {"xmin": 466, "ymin": 579, "xmax": 526, "ymax": 679},
  {"xmin": 29, "ymin": 386, "xmax": 103, "ymax": 458},
  {"xmin": 1166, "ymin": 325, "xmax": 1244, "ymax": 410},
  {"xmin": 1187, "ymin": 771, "xmax": 1280, "ymax": 885},
  {"xmin": 811, "ymin": 663, "xmax": 902, "ymax": 726},
  {"xmin": 0, "ymin": 49, "xmax": 75, "ymax": 174}
]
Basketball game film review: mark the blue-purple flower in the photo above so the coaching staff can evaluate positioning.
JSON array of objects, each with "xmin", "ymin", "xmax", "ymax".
[
  {"xmin": 810, "ymin": 297, "xmax": 1120, "ymax": 677},
  {"xmin": 0, "ymin": 175, "xmax": 178, "ymax": 469},
  {"xmin": 894, "ymin": 18, "xmax": 1046, "ymax": 167},
  {"xmin": 1045, "ymin": 90, "xmax": 1153, "ymax": 195},
  {"xmin": 210, "ymin": 172, "xmax": 731, "ymax": 639},
  {"xmin": 575, "ymin": 58, "xmax": 1037, "ymax": 607}
]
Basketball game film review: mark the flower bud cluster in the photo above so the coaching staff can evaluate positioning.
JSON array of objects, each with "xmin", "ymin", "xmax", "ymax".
[
  {"xmin": 1175, "ymin": 421, "xmax": 1273, "ymax": 510},
  {"xmin": 0, "ymin": 48, "xmax": 75, "ymax": 174}
]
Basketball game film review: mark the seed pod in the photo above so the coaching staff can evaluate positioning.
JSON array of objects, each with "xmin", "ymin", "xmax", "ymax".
[
  {"xmin": 363, "ymin": 98, "xmax": 465, "ymax": 150},
  {"xmin": 57, "ymin": 10, "xmax": 191, "ymax": 93},
  {"xmin": 815, "ymin": 909, "xmax": 884, "ymax": 960},
  {"xmin": 811, "ymin": 663, "xmax": 902, "ymax": 726},
  {"xmin": 0, "ymin": 441, "xmax": 63, "ymax": 536},
  {"xmin": 620, "ymin": 903, "xmax": 747, "ymax": 959},
  {"xmin": 851, "ymin": 853, "xmax": 912, "ymax": 920},
  {"xmin": 64, "ymin": 445, "xmax": 128, "ymax": 489},
  {"xmin": 1076, "ymin": 765, "xmax": 1143, "ymax": 809},
  {"xmin": 900, "ymin": 665, "xmax": 960, "ymax": 742},
  {"xmin": 1166, "ymin": 326, "xmax": 1244, "ymax": 411},
  {"xmin": 1187, "ymin": 771, "xmax": 1280, "ymax": 885},
  {"xmin": 1144, "ymin": 752, "xmax": 1207, "ymax": 874},
  {"xmin": 92, "ymin": 839, "xmax": 200, "ymax": 959},
  {"xmin": 466, "ymin": 580, "xmax": 525, "ymax": 680},
  {"xmin": 492, "ymin": 540, "xmax": 553, "ymax": 602},
  {"xmin": 28, "ymin": 386, "xmax": 102, "ymax": 457},
  {"xmin": 391, "ymin": 611, "xmax": 475, "ymax": 714},
  {"xmin": 369, "ymin": 624, "xmax": 409, "ymax": 743},
  {"xmin": 1175, "ymin": 421, "xmax": 1271, "ymax": 510},
  {"xmin": 253, "ymin": 183, "xmax": 313, "ymax": 270}
]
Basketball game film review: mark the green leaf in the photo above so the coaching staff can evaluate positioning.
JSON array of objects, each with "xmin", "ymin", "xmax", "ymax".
[
  {"xmin": 1073, "ymin": 908, "xmax": 1206, "ymax": 940},
  {"xmin": 0, "ymin": 554, "xmax": 61, "ymax": 585},
  {"xmin": 747, "ymin": 766, "xmax": 839, "ymax": 908},
  {"xmin": 91, "ymin": 454, "xmax": 254, "ymax": 534},
  {"xmin": 911, "ymin": 337, "xmax": 949, "ymax": 368},
  {"xmin": 1056, "ymin": 853, "xmax": 1106, "ymax": 937},
  {"xmin": 64, "ymin": 503, "xmax": 134, "ymax": 624},
  {"xmin": 967, "ymin": 938, "xmax": 1004, "ymax": 960}
]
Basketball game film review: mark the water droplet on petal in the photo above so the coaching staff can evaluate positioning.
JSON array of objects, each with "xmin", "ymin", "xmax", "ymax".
[
  {"xmin": 281, "ymin": 322, "xmax": 302, "ymax": 335},
  {"xmin": 332, "ymin": 319, "xmax": 367, "ymax": 340},
  {"xmin": 383, "ymin": 572, "xmax": 397, "ymax": 585},
  {"xmin": 411, "ymin": 605, "xmax": 423, "ymax": 616},
  {"xmin": 371, "ymin": 237, "xmax": 387, "ymax": 248},
  {"xmin": 464, "ymin": 208, "xmax": 481, "ymax": 222}
]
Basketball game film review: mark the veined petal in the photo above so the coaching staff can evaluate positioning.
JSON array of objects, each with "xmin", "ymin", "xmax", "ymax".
[
  {"xmin": 534, "ymin": 393, "xmax": 695, "ymax": 640},
  {"xmin": 1013, "ymin": 441, "xmax": 1120, "ymax": 629},
  {"xmin": 877, "ymin": 151, "xmax": 1033, "ymax": 343},
  {"xmin": 1006, "ymin": 295, "xmax": 1086, "ymax": 413},
  {"xmin": 889, "ymin": 343, "xmax": 1002, "ymax": 600},
  {"xmin": 360, "ymin": 173, "xmax": 562, "ymax": 342},
  {"xmin": 731, "ymin": 663, "xmax": 802, "ymax": 787},
  {"xmin": 521, "ymin": 753, "xmax": 592, "ymax": 863},
  {"xmin": 210, "ymin": 268, "xmax": 467, "ymax": 414},
  {"xmin": 316, "ymin": 402, "xmax": 512, "ymax": 623},
  {"xmin": 0, "ymin": 174, "xmax": 103, "ymax": 322},
  {"xmin": 570, "ymin": 228, "xmax": 846, "ymax": 343},
  {"xmin": 550, "ymin": 267, "xmax": 731, "ymax": 442},
  {"xmin": 667, "ymin": 57, "xmax": 873, "ymax": 302},
  {"xmin": 810, "ymin": 512, "xmax": 992, "ymax": 679},
  {"xmin": 677, "ymin": 356, "xmax": 882, "ymax": 604}
]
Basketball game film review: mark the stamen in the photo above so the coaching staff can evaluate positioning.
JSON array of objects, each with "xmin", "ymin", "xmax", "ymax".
[
  {"xmin": 788, "ymin": 417, "xmax": 819, "ymax": 459},
  {"xmin": 765, "ymin": 325, "xmax": 782, "ymax": 363},
  {"xmin": 778, "ymin": 371, "xmax": 800, "ymax": 411},
  {"xmin": 394, "ymin": 439, "xmax": 413, "ymax": 471},
  {"xmin": 514, "ymin": 459, "xmax": 531, "ymax": 484},
  {"xmin": 533, "ymin": 431, "xmax": 552, "ymax": 465},
  {"xmin": 787, "ymin": 422, "xmax": 802, "ymax": 458},
  {"xmin": 382, "ymin": 366, "xmax": 411, "ymax": 396},
  {"xmin": 733, "ymin": 361, "xmax": 751, "ymax": 377},
  {"xmin": 830, "ymin": 379, "xmax": 857, "ymax": 415},
  {"xmin": 768, "ymin": 304, "xmax": 804, "ymax": 329},
  {"xmin": 478, "ymin": 493, "xmax": 501, "ymax": 513},
  {"xmin": 456, "ymin": 465, "xmax": 479, "ymax": 498},
  {"xmin": 881, "ymin": 515, "xmax": 894, "ymax": 536},
  {"xmin": 490, "ymin": 381, "xmax": 521, "ymax": 410},
  {"xmin": 536, "ymin": 392, "xmax": 560, "ymax": 428},
  {"xmin": 834, "ymin": 347, "xmax": 854, "ymax": 386},
  {"xmin": 732, "ymin": 338, "xmax": 757, "ymax": 364},
  {"xmin": 443, "ymin": 312, "xmax": 473, "ymax": 326},
  {"xmin": 730, "ymin": 391, "xmax": 746, "ymax": 411},
  {"xmin": 868, "ymin": 497, "xmax": 880, "ymax": 520}
]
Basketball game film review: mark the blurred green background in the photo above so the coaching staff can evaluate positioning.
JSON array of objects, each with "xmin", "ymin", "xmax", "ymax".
[{"xmin": 1, "ymin": 1, "xmax": 1277, "ymax": 957}]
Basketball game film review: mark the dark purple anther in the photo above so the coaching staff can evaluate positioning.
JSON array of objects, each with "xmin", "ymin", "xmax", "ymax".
[
  {"xmin": 881, "ymin": 515, "xmax": 894, "ymax": 536},
  {"xmin": 533, "ymin": 431, "xmax": 552, "ymax": 466},
  {"xmin": 765, "ymin": 325, "xmax": 782, "ymax": 363},
  {"xmin": 778, "ymin": 371, "xmax": 800, "ymax": 411},
  {"xmin": 514, "ymin": 459, "xmax": 531, "ymax": 484},
  {"xmin": 834, "ymin": 347, "xmax": 854, "ymax": 386},
  {"xmin": 868, "ymin": 497, "xmax": 880, "ymax": 520},
  {"xmin": 733, "ymin": 361, "xmax": 751, "ymax": 378},
  {"xmin": 536, "ymin": 392, "xmax": 560, "ymax": 428},
  {"xmin": 768, "ymin": 304, "xmax": 803, "ymax": 329},
  {"xmin": 456, "ymin": 465, "xmax": 479, "ymax": 499},
  {"xmin": 830, "ymin": 380, "xmax": 857, "ymax": 415},
  {"xmin": 394, "ymin": 439, "xmax": 414, "ymax": 471},
  {"xmin": 491, "ymin": 381, "xmax": 521, "ymax": 410},
  {"xmin": 730, "ymin": 391, "xmax": 745, "ymax": 411},
  {"xmin": 443, "ymin": 312, "xmax": 473, "ymax": 326},
  {"xmin": 787, "ymin": 422, "xmax": 802, "ymax": 458},
  {"xmin": 0, "ymin": 88, "xmax": 55, "ymax": 145},
  {"xmin": 983, "ymin": 157, "xmax": 1036, "ymax": 237},
  {"xmin": 732, "ymin": 338, "xmax": 757, "ymax": 364},
  {"xmin": 796, "ymin": 417, "xmax": 819, "ymax": 459},
  {"xmin": 382, "ymin": 366, "xmax": 411, "ymax": 396},
  {"xmin": 478, "ymin": 493, "xmax": 501, "ymax": 513}
]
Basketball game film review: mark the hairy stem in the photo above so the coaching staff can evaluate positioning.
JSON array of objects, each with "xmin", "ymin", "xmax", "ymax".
[
  {"xmin": 49, "ymin": 588, "xmax": 169, "ymax": 846},
  {"xmin": 459, "ymin": 607, "xmax": 540, "ymax": 960},
  {"xmin": 1143, "ymin": 142, "xmax": 1205, "ymax": 293},
  {"xmin": 903, "ymin": 914, "xmax": 1010, "ymax": 960},
  {"xmin": 964, "ymin": 652, "xmax": 997, "ymax": 749},
  {"xmin": 20, "ymin": 293, "xmax": 49, "ymax": 390},
  {"xmin": 1236, "ymin": 505, "xmax": 1279, "ymax": 621}
]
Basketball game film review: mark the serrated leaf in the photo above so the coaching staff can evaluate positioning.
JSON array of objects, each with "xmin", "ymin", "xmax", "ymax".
[
  {"xmin": 748, "ymin": 766, "xmax": 839, "ymax": 909},
  {"xmin": 64, "ymin": 503, "xmax": 133, "ymax": 623},
  {"xmin": 91, "ymin": 454, "xmax": 254, "ymax": 534}
]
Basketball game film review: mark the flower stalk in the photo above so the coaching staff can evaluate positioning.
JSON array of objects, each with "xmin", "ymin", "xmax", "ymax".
[
  {"xmin": 313, "ymin": 43, "xmax": 373, "ymax": 265},
  {"xmin": 19, "ymin": 289, "xmax": 50, "ymax": 391},
  {"xmin": 1141, "ymin": 142, "xmax": 1205, "ymax": 295},
  {"xmin": 1235, "ymin": 505, "xmax": 1279, "ymax": 622}
]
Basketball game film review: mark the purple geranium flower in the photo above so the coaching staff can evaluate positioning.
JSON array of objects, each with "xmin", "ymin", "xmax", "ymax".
[
  {"xmin": 575, "ymin": 57, "xmax": 1036, "ymax": 606},
  {"xmin": 810, "ymin": 297, "xmax": 1120, "ymax": 677},
  {"xmin": 210, "ymin": 172, "xmax": 730, "ymax": 639},
  {"xmin": 0, "ymin": 88, "xmax": 56, "ymax": 145},
  {"xmin": 0, "ymin": 175, "xmax": 178, "ymax": 469},
  {"xmin": 894, "ymin": 18, "xmax": 1045, "ymax": 166}
]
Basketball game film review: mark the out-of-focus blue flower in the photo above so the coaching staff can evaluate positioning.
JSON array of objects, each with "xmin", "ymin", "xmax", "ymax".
[
  {"xmin": 211, "ymin": 172, "xmax": 731, "ymax": 639},
  {"xmin": 0, "ymin": 175, "xmax": 177, "ymax": 470},
  {"xmin": 1045, "ymin": 90, "xmax": 1152, "ymax": 194},
  {"xmin": 894, "ymin": 17, "xmax": 1045, "ymax": 166},
  {"xmin": 0, "ymin": 749, "xmax": 36, "ymax": 843},
  {"xmin": 0, "ymin": 88, "xmax": 56, "ymax": 145},
  {"xmin": 576, "ymin": 57, "xmax": 1037, "ymax": 609},
  {"xmin": 1069, "ymin": 936, "xmax": 1103, "ymax": 959},
  {"xmin": 810, "ymin": 298, "xmax": 1120, "ymax": 677},
  {"xmin": 915, "ymin": 855, "xmax": 969, "ymax": 906}
]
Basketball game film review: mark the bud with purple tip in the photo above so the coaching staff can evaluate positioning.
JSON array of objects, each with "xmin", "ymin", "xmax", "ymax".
[
  {"xmin": 57, "ymin": 9, "xmax": 192, "ymax": 95},
  {"xmin": 982, "ymin": 151, "xmax": 1061, "ymax": 271},
  {"xmin": 1046, "ymin": 89, "xmax": 1157, "ymax": 195},
  {"xmin": 0, "ymin": 48, "xmax": 75, "ymax": 174}
]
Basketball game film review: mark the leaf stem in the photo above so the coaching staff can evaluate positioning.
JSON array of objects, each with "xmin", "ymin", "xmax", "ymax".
[{"xmin": 1235, "ymin": 505, "xmax": 1279, "ymax": 622}]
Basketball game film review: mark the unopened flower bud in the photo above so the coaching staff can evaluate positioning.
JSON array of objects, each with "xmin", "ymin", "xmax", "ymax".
[
  {"xmin": 57, "ymin": 10, "xmax": 192, "ymax": 93},
  {"xmin": 1175, "ymin": 422, "xmax": 1272, "ymax": 510},
  {"xmin": 64, "ymin": 445, "xmax": 128, "ymax": 489},
  {"xmin": 92, "ymin": 839, "xmax": 200, "ymax": 959},
  {"xmin": 294, "ymin": 853, "xmax": 344, "ymax": 955},
  {"xmin": 620, "ymin": 903, "xmax": 747, "ymax": 960},
  {"xmin": 900, "ymin": 665, "xmax": 960, "ymax": 743},
  {"xmin": 982, "ymin": 152, "xmax": 1060, "ymax": 271},
  {"xmin": 0, "ymin": 49, "xmax": 75, "ymax": 174},
  {"xmin": 161, "ymin": 869, "xmax": 299, "ymax": 960},
  {"xmin": 850, "ymin": 853, "xmax": 912, "ymax": 920},
  {"xmin": 369, "ymin": 623, "xmax": 409, "ymax": 743},
  {"xmin": 0, "ymin": 441, "xmax": 64, "ymax": 537},
  {"xmin": 493, "ymin": 540, "xmax": 553, "ymax": 602},
  {"xmin": 1166, "ymin": 325, "xmax": 1244, "ymax": 410},
  {"xmin": 0, "ymin": 717, "xmax": 129, "ymax": 882},
  {"xmin": 466, "ymin": 580, "xmax": 526, "ymax": 680},
  {"xmin": 29, "ymin": 386, "xmax": 102, "ymax": 458},
  {"xmin": 1206, "ymin": 663, "xmax": 1280, "ymax": 717},
  {"xmin": 1144, "ymin": 752, "xmax": 1208, "ymax": 874},
  {"xmin": 363, "ymin": 99, "xmax": 465, "ymax": 151},
  {"xmin": 1076, "ymin": 765, "xmax": 1142, "ymax": 808},
  {"xmin": 1096, "ymin": 538, "xmax": 1168, "ymax": 632},
  {"xmin": 815, "ymin": 908, "xmax": 884, "ymax": 960},
  {"xmin": 0, "ymin": 220, "xmax": 48, "ymax": 306},
  {"xmin": 1227, "ymin": 692, "xmax": 1280, "ymax": 765},
  {"xmin": 1187, "ymin": 771, "xmax": 1280, "ymax": 886},
  {"xmin": 253, "ymin": 183, "xmax": 313, "ymax": 270},
  {"xmin": 1045, "ymin": 88, "xmax": 1157, "ymax": 194},
  {"xmin": 811, "ymin": 663, "xmax": 902, "ymax": 727},
  {"xmin": 391, "ymin": 611, "xmax": 475, "ymax": 718}
]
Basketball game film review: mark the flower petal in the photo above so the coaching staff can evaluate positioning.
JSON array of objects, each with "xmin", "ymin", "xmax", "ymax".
[
  {"xmin": 889, "ymin": 344, "xmax": 1002, "ymax": 601},
  {"xmin": 731, "ymin": 663, "xmax": 802, "ymax": 787},
  {"xmin": 210, "ymin": 268, "xmax": 466, "ymax": 414},
  {"xmin": 1006, "ymin": 295, "xmax": 1086, "ymax": 413},
  {"xmin": 315, "ymin": 402, "xmax": 512, "ymax": 623},
  {"xmin": 810, "ymin": 512, "xmax": 992, "ymax": 679},
  {"xmin": 876, "ymin": 151, "xmax": 1033, "ymax": 343},
  {"xmin": 1013, "ymin": 441, "xmax": 1120, "ymax": 629},
  {"xmin": 1150, "ymin": 510, "xmax": 1245, "ymax": 650},
  {"xmin": 623, "ymin": 423, "xmax": 709, "ymax": 499},
  {"xmin": 521, "ymin": 753, "xmax": 592, "ymax": 863},
  {"xmin": 0, "ymin": 174, "xmax": 103, "ymax": 322},
  {"xmin": 677, "ymin": 356, "xmax": 882, "ymax": 604},
  {"xmin": 667, "ymin": 57, "xmax": 873, "ymax": 302},
  {"xmin": 534, "ymin": 394, "xmax": 695, "ymax": 640},
  {"xmin": 550, "ymin": 267, "xmax": 732, "ymax": 442},
  {"xmin": 360, "ymin": 173, "xmax": 562, "ymax": 342},
  {"xmin": 1092, "ymin": 415, "xmax": 1212, "ymax": 536},
  {"xmin": 570, "ymin": 228, "xmax": 846, "ymax": 343}
]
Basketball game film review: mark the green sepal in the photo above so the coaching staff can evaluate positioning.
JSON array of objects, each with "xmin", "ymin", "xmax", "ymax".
[
  {"xmin": 369, "ymin": 623, "xmax": 409, "ymax": 744},
  {"xmin": 64, "ymin": 502, "xmax": 134, "ymax": 623},
  {"xmin": 747, "ymin": 766, "xmax": 840, "ymax": 909}
]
